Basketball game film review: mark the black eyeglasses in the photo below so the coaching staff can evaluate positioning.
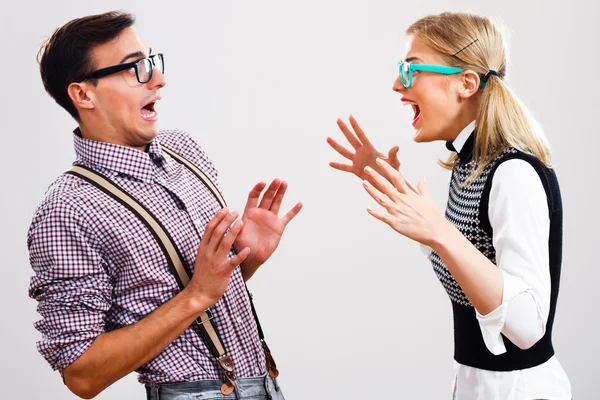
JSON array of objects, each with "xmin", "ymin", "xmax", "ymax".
[{"xmin": 76, "ymin": 53, "xmax": 165, "ymax": 84}]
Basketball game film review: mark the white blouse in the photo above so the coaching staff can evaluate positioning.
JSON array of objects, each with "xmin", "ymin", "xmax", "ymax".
[{"xmin": 424, "ymin": 122, "xmax": 571, "ymax": 400}]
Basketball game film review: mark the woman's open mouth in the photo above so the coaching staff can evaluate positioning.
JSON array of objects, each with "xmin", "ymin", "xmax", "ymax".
[
  {"xmin": 411, "ymin": 103, "xmax": 421, "ymax": 126},
  {"xmin": 402, "ymin": 98, "xmax": 421, "ymax": 127}
]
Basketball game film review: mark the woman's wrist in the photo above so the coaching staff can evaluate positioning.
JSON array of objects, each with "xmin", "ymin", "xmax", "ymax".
[{"xmin": 429, "ymin": 218, "xmax": 457, "ymax": 252}]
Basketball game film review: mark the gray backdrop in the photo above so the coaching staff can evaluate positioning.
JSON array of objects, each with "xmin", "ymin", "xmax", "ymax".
[{"xmin": 1, "ymin": 0, "xmax": 598, "ymax": 398}]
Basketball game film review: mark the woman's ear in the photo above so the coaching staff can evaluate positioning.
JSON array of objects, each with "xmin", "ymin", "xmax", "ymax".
[
  {"xmin": 67, "ymin": 82, "xmax": 95, "ymax": 112},
  {"xmin": 459, "ymin": 70, "xmax": 481, "ymax": 100}
]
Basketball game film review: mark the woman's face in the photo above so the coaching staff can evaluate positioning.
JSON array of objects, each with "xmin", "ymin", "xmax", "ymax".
[{"xmin": 393, "ymin": 35, "xmax": 469, "ymax": 143}]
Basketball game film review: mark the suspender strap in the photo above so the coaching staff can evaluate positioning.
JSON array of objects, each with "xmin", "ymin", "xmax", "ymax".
[
  {"xmin": 65, "ymin": 143, "xmax": 279, "ymax": 389},
  {"xmin": 161, "ymin": 146, "xmax": 227, "ymax": 207},
  {"xmin": 161, "ymin": 145, "xmax": 279, "ymax": 378},
  {"xmin": 65, "ymin": 164, "xmax": 236, "ymax": 394}
]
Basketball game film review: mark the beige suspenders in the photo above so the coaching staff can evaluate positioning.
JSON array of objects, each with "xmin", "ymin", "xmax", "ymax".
[{"xmin": 65, "ymin": 145, "xmax": 278, "ymax": 394}]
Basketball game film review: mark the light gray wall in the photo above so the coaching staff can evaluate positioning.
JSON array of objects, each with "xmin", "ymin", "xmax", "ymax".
[{"xmin": 1, "ymin": 0, "xmax": 597, "ymax": 398}]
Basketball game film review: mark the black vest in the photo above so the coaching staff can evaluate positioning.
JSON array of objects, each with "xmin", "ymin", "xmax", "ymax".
[{"xmin": 431, "ymin": 133, "xmax": 563, "ymax": 371}]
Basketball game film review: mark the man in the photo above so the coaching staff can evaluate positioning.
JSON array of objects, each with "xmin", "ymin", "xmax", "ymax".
[{"xmin": 28, "ymin": 11, "xmax": 301, "ymax": 400}]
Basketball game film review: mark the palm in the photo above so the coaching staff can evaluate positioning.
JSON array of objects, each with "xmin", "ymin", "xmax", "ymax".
[
  {"xmin": 236, "ymin": 207, "xmax": 285, "ymax": 265},
  {"xmin": 233, "ymin": 179, "xmax": 302, "ymax": 277},
  {"xmin": 351, "ymin": 143, "xmax": 399, "ymax": 181},
  {"xmin": 327, "ymin": 115, "xmax": 401, "ymax": 181}
]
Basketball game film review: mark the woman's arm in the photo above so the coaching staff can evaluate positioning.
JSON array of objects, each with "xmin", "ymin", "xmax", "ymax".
[
  {"xmin": 362, "ymin": 158, "xmax": 551, "ymax": 332},
  {"xmin": 475, "ymin": 159, "xmax": 550, "ymax": 353}
]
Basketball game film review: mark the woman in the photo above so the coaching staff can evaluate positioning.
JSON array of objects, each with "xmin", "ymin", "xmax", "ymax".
[{"xmin": 327, "ymin": 12, "xmax": 571, "ymax": 399}]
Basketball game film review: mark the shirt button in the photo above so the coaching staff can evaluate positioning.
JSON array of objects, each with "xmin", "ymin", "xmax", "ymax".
[
  {"xmin": 236, "ymin": 315, "xmax": 243, "ymax": 324},
  {"xmin": 255, "ymin": 366, "xmax": 262, "ymax": 374}
]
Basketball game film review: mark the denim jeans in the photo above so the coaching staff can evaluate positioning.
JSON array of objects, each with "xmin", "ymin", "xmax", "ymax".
[{"xmin": 145, "ymin": 374, "xmax": 284, "ymax": 400}]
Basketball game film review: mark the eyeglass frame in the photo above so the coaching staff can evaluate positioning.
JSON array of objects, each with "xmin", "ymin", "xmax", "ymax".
[
  {"xmin": 75, "ymin": 53, "xmax": 165, "ymax": 84},
  {"xmin": 397, "ymin": 61, "xmax": 487, "ymax": 89}
]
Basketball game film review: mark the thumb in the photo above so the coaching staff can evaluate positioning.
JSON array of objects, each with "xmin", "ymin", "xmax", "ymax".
[
  {"xmin": 388, "ymin": 146, "xmax": 401, "ymax": 169},
  {"xmin": 417, "ymin": 176, "xmax": 431, "ymax": 197}
]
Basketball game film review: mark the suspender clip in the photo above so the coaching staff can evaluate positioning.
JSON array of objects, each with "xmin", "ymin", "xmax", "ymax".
[
  {"xmin": 261, "ymin": 340, "xmax": 279, "ymax": 378},
  {"xmin": 194, "ymin": 309, "xmax": 213, "ymax": 326},
  {"xmin": 218, "ymin": 355, "xmax": 237, "ymax": 395}
]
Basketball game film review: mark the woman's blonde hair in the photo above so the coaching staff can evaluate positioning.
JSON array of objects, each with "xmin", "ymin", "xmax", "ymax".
[{"xmin": 406, "ymin": 12, "xmax": 551, "ymax": 181}]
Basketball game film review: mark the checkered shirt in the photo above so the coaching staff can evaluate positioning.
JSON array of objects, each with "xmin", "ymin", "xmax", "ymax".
[{"xmin": 27, "ymin": 129, "xmax": 266, "ymax": 383}]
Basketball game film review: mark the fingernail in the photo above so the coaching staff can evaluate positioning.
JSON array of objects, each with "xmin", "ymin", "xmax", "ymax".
[
  {"xmin": 364, "ymin": 166, "xmax": 372, "ymax": 173},
  {"xmin": 376, "ymin": 158, "xmax": 383, "ymax": 164}
]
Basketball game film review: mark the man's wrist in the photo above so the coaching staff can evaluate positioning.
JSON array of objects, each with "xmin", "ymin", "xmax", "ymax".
[
  {"xmin": 240, "ymin": 256, "xmax": 261, "ymax": 272},
  {"xmin": 178, "ymin": 285, "xmax": 215, "ymax": 317}
]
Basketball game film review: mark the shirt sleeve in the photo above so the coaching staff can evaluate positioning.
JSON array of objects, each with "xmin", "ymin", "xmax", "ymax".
[
  {"xmin": 27, "ymin": 200, "xmax": 112, "ymax": 372},
  {"xmin": 475, "ymin": 159, "xmax": 551, "ymax": 355}
]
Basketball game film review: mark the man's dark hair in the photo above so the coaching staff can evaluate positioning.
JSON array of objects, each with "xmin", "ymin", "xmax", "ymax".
[{"xmin": 38, "ymin": 11, "xmax": 135, "ymax": 121}]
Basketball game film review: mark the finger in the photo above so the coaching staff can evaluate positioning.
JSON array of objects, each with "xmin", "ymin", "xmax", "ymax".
[
  {"xmin": 216, "ymin": 218, "xmax": 244, "ymax": 259},
  {"xmin": 326, "ymin": 137, "xmax": 354, "ymax": 160},
  {"xmin": 363, "ymin": 165, "xmax": 403, "ymax": 203},
  {"xmin": 405, "ymin": 179, "xmax": 417, "ymax": 193},
  {"xmin": 418, "ymin": 176, "xmax": 431, "ymax": 197},
  {"xmin": 366, "ymin": 206, "xmax": 395, "ymax": 227},
  {"xmin": 201, "ymin": 208, "xmax": 230, "ymax": 248},
  {"xmin": 245, "ymin": 181, "xmax": 267, "ymax": 212},
  {"xmin": 349, "ymin": 115, "xmax": 373, "ymax": 147},
  {"xmin": 258, "ymin": 179, "xmax": 282, "ymax": 209},
  {"xmin": 208, "ymin": 210, "xmax": 239, "ymax": 253},
  {"xmin": 336, "ymin": 118, "xmax": 362, "ymax": 149},
  {"xmin": 362, "ymin": 180, "xmax": 397, "ymax": 213},
  {"xmin": 387, "ymin": 146, "xmax": 401, "ymax": 170},
  {"xmin": 270, "ymin": 181, "xmax": 288, "ymax": 214},
  {"xmin": 228, "ymin": 247, "xmax": 251, "ymax": 269},
  {"xmin": 375, "ymin": 158, "xmax": 416, "ymax": 194},
  {"xmin": 329, "ymin": 162, "xmax": 354, "ymax": 173},
  {"xmin": 281, "ymin": 202, "xmax": 303, "ymax": 226}
]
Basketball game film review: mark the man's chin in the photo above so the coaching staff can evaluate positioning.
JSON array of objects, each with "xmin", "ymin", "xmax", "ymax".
[{"xmin": 141, "ymin": 126, "xmax": 159, "ymax": 140}]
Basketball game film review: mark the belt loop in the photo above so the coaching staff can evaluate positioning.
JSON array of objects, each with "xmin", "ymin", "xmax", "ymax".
[
  {"xmin": 263, "ymin": 375, "xmax": 273, "ymax": 400},
  {"xmin": 145, "ymin": 383, "xmax": 160, "ymax": 400}
]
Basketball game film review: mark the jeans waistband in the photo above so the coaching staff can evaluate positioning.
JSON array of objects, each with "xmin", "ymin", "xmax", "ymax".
[{"xmin": 145, "ymin": 373, "xmax": 282, "ymax": 400}]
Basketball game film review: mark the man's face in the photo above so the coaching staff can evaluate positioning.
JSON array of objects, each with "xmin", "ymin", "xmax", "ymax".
[{"xmin": 79, "ymin": 27, "xmax": 166, "ymax": 149}]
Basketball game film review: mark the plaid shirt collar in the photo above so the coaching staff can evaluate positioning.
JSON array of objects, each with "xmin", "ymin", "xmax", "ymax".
[{"xmin": 73, "ymin": 128, "xmax": 167, "ymax": 183}]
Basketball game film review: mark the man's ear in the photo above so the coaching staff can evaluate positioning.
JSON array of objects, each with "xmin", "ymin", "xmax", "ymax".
[
  {"xmin": 67, "ymin": 82, "xmax": 95, "ymax": 112},
  {"xmin": 458, "ymin": 70, "xmax": 481, "ymax": 100}
]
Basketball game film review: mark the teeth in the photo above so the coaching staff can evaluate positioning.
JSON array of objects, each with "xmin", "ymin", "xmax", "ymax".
[
  {"xmin": 403, "ymin": 101, "xmax": 418, "ymax": 106},
  {"xmin": 141, "ymin": 110, "xmax": 156, "ymax": 118}
]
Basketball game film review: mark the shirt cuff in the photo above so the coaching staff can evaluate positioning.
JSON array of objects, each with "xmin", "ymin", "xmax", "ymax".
[
  {"xmin": 420, "ymin": 244, "xmax": 433, "ymax": 259},
  {"xmin": 475, "ymin": 270, "xmax": 531, "ymax": 355}
]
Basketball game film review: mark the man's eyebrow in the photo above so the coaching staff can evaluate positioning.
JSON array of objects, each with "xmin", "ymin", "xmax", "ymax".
[{"xmin": 119, "ymin": 47, "xmax": 151, "ymax": 64}]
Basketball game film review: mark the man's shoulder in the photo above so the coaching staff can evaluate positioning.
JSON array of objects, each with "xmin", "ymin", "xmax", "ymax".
[
  {"xmin": 157, "ymin": 129, "xmax": 217, "ymax": 175},
  {"xmin": 158, "ymin": 129, "xmax": 201, "ymax": 153},
  {"xmin": 28, "ymin": 172, "xmax": 96, "ymax": 237}
]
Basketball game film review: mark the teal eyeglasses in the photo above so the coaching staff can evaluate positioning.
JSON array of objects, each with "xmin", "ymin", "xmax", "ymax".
[{"xmin": 397, "ymin": 61, "xmax": 487, "ymax": 88}]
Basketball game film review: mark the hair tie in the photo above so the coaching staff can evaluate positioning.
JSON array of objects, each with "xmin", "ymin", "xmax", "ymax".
[{"xmin": 483, "ymin": 70, "xmax": 499, "ymax": 82}]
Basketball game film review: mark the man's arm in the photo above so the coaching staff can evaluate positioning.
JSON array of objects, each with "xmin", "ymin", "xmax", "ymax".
[
  {"xmin": 63, "ymin": 287, "xmax": 210, "ymax": 398},
  {"xmin": 39, "ymin": 208, "xmax": 248, "ymax": 399}
]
